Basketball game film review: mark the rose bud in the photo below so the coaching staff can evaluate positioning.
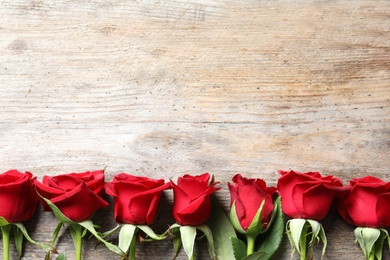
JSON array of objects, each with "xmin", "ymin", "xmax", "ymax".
[{"xmin": 228, "ymin": 174, "xmax": 277, "ymax": 236}]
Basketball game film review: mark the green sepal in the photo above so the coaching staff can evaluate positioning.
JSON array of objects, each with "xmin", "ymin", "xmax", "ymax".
[
  {"xmin": 13, "ymin": 225, "xmax": 23, "ymax": 257},
  {"xmin": 196, "ymin": 225, "xmax": 216, "ymax": 260},
  {"xmin": 118, "ymin": 224, "xmax": 137, "ymax": 254},
  {"xmin": 256, "ymin": 196, "xmax": 284, "ymax": 260},
  {"xmin": 286, "ymin": 218, "xmax": 307, "ymax": 255},
  {"xmin": 180, "ymin": 226, "xmax": 197, "ymax": 260},
  {"xmin": 13, "ymin": 223, "xmax": 55, "ymax": 252},
  {"xmin": 45, "ymin": 222, "xmax": 63, "ymax": 260},
  {"xmin": 231, "ymin": 236, "xmax": 247, "ymax": 260},
  {"xmin": 137, "ymin": 225, "xmax": 168, "ymax": 241},
  {"xmin": 245, "ymin": 200, "xmax": 266, "ymax": 237},
  {"xmin": 171, "ymin": 226, "xmax": 182, "ymax": 259},
  {"xmin": 230, "ymin": 202, "xmax": 246, "ymax": 234},
  {"xmin": 36, "ymin": 194, "xmax": 75, "ymax": 225},
  {"xmin": 286, "ymin": 219, "xmax": 327, "ymax": 260},
  {"xmin": 307, "ymin": 219, "xmax": 327, "ymax": 258},
  {"xmin": 0, "ymin": 219, "xmax": 54, "ymax": 259},
  {"xmin": 78, "ymin": 220, "xmax": 126, "ymax": 258},
  {"xmin": 354, "ymin": 227, "xmax": 390, "ymax": 260},
  {"xmin": 101, "ymin": 224, "xmax": 122, "ymax": 238},
  {"xmin": 0, "ymin": 217, "xmax": 9, "ymax": 227}
]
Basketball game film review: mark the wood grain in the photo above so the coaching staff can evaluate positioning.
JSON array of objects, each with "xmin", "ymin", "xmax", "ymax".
[{"xmin": 1, "ymin": 0, "xmax": 389, "ymax": 259}]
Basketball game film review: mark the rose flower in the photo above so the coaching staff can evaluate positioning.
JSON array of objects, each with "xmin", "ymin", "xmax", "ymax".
[
  {"xmin": 105, "ymin": 173, "xmax": 171, "ymax": 225},
  {"xmin": 171, "ymin": 173, "xmax": 219, "ymax": 226},
  {"xmin": 35, "ymin": 170, "xmax": 108, "ymax": 222},
  {"xmin": 0, "ymin": 170, "xmax": 39, "ymax": 223},
  {"xmin": 277, "ymin": 170, "xmax": 344, "ymax": 220}
]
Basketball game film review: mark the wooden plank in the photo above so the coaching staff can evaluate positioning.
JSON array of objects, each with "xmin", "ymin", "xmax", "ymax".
[{"xmin": 0, "ymin": 0, "xmax": 389, "ymax": 258}]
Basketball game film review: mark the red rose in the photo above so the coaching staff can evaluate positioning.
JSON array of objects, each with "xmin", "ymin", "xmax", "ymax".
[
  {"xmin": 228, "ymin": 174, "xmax": 277, "ymax": 231},
  {"xmin": 105, "ymin": 173, "xmax": 171, "ymax": 225},
  {"xmin": 338, "ymin": 176, "xmax": 390, "ymax": 228},
  {"xmin": 277, "ymin": 170, "xmax": 344, "ymax": 220},
  {"xmin": 171, "ymin": 173, "xmax": 219, "ymax": 226},
  {"xmin": 35, "ymin": 170, "xmax": 108, "ymax": 222},
  {"xmin": 0, "ymin": 170, "xmax": 39, "ymax": 223}
]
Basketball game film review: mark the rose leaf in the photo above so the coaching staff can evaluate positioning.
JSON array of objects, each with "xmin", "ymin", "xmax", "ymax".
[
  {"xmin": 241, "ymin": 251, "xmax": 268, "ymax": 260},
  {"xmin": 207, "ymin": 195, "xmax": 237, "ymax": 260},
  {"xmin": 55, "ymin": 253, "xmax": 67, "ymax": 260},
  {"xmin": 231, "ymin": 237, "xmax": 246, "ymax": 260}
]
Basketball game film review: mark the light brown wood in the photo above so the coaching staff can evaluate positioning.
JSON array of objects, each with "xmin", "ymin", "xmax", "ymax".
[{"xmin": 1, "ymin": 0, "xmax": 389, "ymax": 259}]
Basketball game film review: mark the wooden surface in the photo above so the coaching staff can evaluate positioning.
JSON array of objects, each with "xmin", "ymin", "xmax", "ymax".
[{"xmin": 1, "ymin": 0, "xmax": 390, "ymax": 259}]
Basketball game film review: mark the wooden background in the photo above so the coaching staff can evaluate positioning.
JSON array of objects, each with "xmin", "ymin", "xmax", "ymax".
[{"xmin": 1, "ymin": 0, "xmax": 389, "ymax": 259}]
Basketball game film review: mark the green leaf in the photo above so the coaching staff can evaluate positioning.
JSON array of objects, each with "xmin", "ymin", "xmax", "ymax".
[
  {"xmin": 0, "ymin": 217, "xmax": 9, "ymax": 227},
  {"xmin": 231, "ymin": 237, "xmax": 247, "ymax": 260},
  {"xmin": 206, "ymin": 195, "xmax": 237, "ymax": 260},
  {"xmin": 241, "ymin": 251, "xmax": 268, "ymax": 260},
  {"xmin": 56, "ymin": 253, "xmax": 67, "ymax": 260},
  {"xmin": 78, "ymin": 220, "xmax": 126, "ymax": 258},
  {"xmin": 180, "ymin": 226, "xmax": 197, "ymax": 260},
  {"xmin": 118, "ymin": 224, "xmax": 137, "ymax": 253},
  {"xmin": 255, "ymin": 197, "xmax": 284, "ymax": 260}
]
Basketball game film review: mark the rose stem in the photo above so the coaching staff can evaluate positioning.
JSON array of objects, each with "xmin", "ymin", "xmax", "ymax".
[
  {"xmin": 246, "ymin": 235, "xmax": 256, "ymax": 256},
  {"xmin": 129, "ymin": 234, "xmax": 136, "ymax": 260},
  {"xmin": 74, "ymin": 225, "xmax": 83, "ymax": 260},
  {"xmin": 1, "ymin": 225, "xmax": 12, "ymax": 260},
  {"xmin": 299, "ymin": 231, "xmax": 307, "ymax": 260}
]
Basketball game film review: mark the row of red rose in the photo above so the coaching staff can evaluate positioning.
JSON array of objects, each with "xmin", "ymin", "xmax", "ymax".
[
  {"xmin": 4, "ymin": 169, "xmax": 384, "ymax": 228},
  {"xmin": 0, "ymin": 169, "xmax": 387, "ymax": 258}
]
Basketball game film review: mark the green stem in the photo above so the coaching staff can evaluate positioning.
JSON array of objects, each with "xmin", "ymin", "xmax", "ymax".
[
  {"xmin": 74, "ymin": 225, "xmax": 83, "ymax": 260},
  {"xmin": 129, "ymin": 233, "xmax": 137, "ymax": 260},
  {"xmin": 299, "ymin": 226, "xmax": 307, "ymax": 260},
  {"xmin": 1, "ymin": 225, "xmax": 12, "ymax": 260},
  {"xmin": 368, "ymin": 252, "xmax": 375, "ymax": 260},
  {"xmin": 246, "ymin": 235, "xmax": 256, "ymax": 256}
]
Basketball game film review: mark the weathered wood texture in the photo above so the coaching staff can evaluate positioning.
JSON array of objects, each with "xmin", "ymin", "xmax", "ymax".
[{"xmin": 1, "ymin": 0, "xmax": 390, "ymax": 259}]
